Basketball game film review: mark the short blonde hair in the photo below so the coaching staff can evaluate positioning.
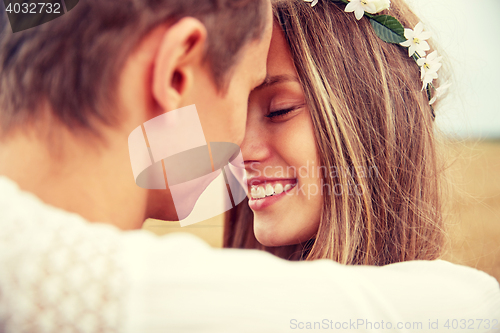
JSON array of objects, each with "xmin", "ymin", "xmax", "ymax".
[{"xmin": 0, "ymin": 0, "xmax": 267, "ymax": 135}]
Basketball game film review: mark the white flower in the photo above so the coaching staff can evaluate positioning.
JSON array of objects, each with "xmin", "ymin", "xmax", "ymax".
[
  {"xmin": 429, "ymin": 81, "xmax": 451, "ymax": 105},
  {"xmin": 304, "ymin": 0, "xmax": 319, "ymax": 7},
  {"xmin": 371, "ymin": 0, "xmax": 391, "ymax": 13},
  {"xmin": 400, "ymin": 22, "xmax": 432, "ymax": 57},
  {"xmin": 417, "ymin": 51, "xmax": 442, "ymax": 90},
  {"xmin": 345, "ymin": 0, "xmax": 390, "ymax": 20}
]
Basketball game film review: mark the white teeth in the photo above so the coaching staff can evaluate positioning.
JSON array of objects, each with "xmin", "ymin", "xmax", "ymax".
[
  {"xmin": 250, "ymin": 182, "xmax": 296, "ymax": 199},
  {"xmin": 265, "ymin": 184, "xmax": 274, "ymax": 196},
  {"xmin": 257, "ymin": 186, "xmax": 266, "ymax": 199}
]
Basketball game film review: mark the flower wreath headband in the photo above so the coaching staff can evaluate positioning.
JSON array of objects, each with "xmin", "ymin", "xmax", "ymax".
[{"xmin": 303, "ymin": 0, "xmax": 451, "ymax": 118}]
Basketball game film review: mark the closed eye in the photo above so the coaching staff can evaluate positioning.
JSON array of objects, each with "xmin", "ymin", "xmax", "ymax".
[{"xmin": 265, "ymin": 104, "xmax": 304, "ymax": 120}]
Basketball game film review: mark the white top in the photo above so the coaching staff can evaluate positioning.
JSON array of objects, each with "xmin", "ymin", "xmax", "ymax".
[{"xmin": 0, "ymin": 176, "xmax": 498, "ymax": 333}]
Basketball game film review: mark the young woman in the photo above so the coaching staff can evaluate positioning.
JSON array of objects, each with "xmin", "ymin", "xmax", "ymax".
[{"xmin": 225, "ymin": 0, "xmax": 448, "ymax": 264}]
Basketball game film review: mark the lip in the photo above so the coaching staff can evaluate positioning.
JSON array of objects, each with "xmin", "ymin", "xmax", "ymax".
[
  {"xmin": 247, "ymin": 179, "xmax": 297, "ymax": 211},
  {"xmin": 247, "ymin": 177, "xmax": 297, "ymax": 187}
]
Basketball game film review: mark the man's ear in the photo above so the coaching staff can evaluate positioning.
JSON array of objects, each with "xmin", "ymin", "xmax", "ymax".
[{"xmin": 152, "ymin": 17, "xmax": 207, "ymax": 112}]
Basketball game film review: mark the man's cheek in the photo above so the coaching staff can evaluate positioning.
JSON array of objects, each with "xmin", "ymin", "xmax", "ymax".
[{"xmin": 229, "ymin": 114, "xmax": 247, "ymax": 145}]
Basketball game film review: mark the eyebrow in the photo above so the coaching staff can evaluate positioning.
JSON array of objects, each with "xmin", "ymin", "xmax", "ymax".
[{"xmin": 254, "ymin": 74, "xmax": 299, "ymax": 91}]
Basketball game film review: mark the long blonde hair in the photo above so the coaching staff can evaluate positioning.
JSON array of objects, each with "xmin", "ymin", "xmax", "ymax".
[{"xmin": 225, "ymin": 0, "xmax": 447, "ymax": 265}]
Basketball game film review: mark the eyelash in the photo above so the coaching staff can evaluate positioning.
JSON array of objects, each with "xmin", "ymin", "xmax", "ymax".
[{"xmin": 265, "ymin": 105, "xmax": 303, "ymax": 119}]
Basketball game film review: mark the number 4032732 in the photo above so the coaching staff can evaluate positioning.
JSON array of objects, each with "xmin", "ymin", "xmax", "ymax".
[
  {"xmin": 5, "ymin": 2, "xmax": 61, "ymax": 14},
  {"xmin": 443, "ymin": 319, "xmax": 499, "ymax": 330}
]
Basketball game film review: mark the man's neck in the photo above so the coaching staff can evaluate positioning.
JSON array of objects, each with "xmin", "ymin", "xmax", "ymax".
[{"xmin": 0, "ymin": 129, "xmax": 148, "ymax": 230}]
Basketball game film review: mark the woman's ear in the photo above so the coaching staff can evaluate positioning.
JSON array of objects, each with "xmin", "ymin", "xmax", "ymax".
[{"xmin": 152, "ymin": 17, "xmax": 207, "ymax": 112}]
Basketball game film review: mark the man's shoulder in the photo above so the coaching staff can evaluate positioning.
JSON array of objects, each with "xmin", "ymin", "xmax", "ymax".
[
  {"xmin": 0, "ymin": 176, "xmax": 120, "ymax": 245},
  {"xmin": 0, "ymin": 176, "xmax": 129, "ymax": 331},
  {"xmin": 0, "ymin": 175, "xmax": 214, "ymax": 270}
]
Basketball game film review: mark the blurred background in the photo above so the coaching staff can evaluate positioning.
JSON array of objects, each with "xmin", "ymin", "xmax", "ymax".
[{"xmin": 144, "ymin": 0, "xmax": 500, "ymax": 282}]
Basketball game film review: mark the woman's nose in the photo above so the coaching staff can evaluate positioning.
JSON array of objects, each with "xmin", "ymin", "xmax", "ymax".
[{"xmin": 241, "ymin": 113, "xmax": 271, "ymax": 170}]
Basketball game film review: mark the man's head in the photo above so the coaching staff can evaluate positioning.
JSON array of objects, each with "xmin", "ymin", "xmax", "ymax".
[
  {"xmin": 0, "ymin": 0, "xmax": 272, "ymax": 227},
  {"xmin": 0, "ymin": 0, "xmax": 270, "ymax": 137}
]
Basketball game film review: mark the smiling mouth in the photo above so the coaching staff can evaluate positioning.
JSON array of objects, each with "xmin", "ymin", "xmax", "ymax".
[{"xmin": 249, "ymin": 181, "xmax": 297, "ymax": 200}]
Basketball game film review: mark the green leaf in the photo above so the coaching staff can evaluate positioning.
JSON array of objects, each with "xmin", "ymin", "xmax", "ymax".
[{"xmin": 370, "ymin": 15, "xmax": 406, "ymax": 44}]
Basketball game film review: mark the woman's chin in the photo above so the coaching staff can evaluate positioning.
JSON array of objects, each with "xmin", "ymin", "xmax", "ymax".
[
  {"xmin": 254, "ymin": 221, "xmax": 286, "ymax": 247},
  {"xmin": 253, "ymin": 215, "xmax": 320, "ymax": 248},
  {"xmin": 255, "ymin": 233, "xmax": 283, "ymax": 247},
  {"xmin": 253, "ymin": 220, "xmax": 300, "ymax": 247}
]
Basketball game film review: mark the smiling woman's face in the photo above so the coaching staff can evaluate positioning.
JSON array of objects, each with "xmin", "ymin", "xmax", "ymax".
[{"xmin": 241, "ymin": 24, "xmax": 322, "ymax": 247}]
